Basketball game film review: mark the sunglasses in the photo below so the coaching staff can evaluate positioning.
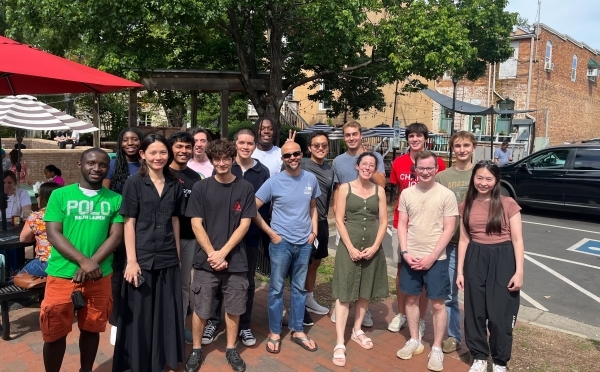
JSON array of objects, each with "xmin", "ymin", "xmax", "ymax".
[
  {"xmin": 311, "ymin": 143, "xmax": 328, "ymax": 149},
  {"xmin": 282, "ymin": 151, "xmax": 302, "ymax": 159}
]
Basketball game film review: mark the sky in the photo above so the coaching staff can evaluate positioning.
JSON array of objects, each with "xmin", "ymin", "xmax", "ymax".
[{"xmin": 505, "ymin": 0, "xmax": 600, "ymax": 50}]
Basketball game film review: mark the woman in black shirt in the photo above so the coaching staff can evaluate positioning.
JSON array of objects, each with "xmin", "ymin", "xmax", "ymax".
[{"xmin": 112, "ymin": 134, "xmax": 185, "ymax": 372}]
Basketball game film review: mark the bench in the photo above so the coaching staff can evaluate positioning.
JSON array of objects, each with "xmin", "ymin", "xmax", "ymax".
[{"xmin": 0, "ymin": 283, "xmax": 45, "ymax": 340}]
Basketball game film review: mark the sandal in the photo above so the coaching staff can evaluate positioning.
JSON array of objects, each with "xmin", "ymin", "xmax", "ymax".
[
  {"xmin": 332, "ymin": 344, "xmax": 346, "ymax": 367},
  {"xmin": 291, "ymin": 332, "xmax": 318, "ymax": 352},
  {"xmin": 351, "ymin": 328, "xmax": 373, "ymax": 350},
  {"xmin": 266, "ymin": 337, "xmax": 281, "ymax": 354}
]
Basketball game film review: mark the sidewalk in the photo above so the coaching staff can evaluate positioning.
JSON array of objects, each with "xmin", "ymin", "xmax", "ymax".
[{"xmin": 0, "ymin": 285, "xmax": 471, "ymax": 372}]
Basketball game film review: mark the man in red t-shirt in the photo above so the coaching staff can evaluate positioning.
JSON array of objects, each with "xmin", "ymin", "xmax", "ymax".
[{"xmin": 387, "ymin": 123, "xmax": 446, "ymax": 335}]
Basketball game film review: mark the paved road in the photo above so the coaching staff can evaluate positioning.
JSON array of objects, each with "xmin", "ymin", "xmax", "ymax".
[{"xmin": 328, "ymin": 207, "xmax": 600, "ymax": 328}]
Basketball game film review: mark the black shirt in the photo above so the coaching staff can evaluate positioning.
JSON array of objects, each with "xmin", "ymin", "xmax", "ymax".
[
  {"xmin": 300, "ymin": 158, "xmax": 334, "ymax": 221},
  {"xmin": 185, "ymin": 177, "xmax": 257, "ymax": 273},
  {"xmin": 171, "ymin": 167, "xmax": 201, "ymax": 240},
  {"xmin": 120, "ymin": 173, "xmax": 184, "ymax": 270}
]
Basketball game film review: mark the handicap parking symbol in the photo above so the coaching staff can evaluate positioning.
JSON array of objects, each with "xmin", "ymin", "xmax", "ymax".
[{"xmin": 567, "ymin": 239, "xmax": 600, "ymax": 257}]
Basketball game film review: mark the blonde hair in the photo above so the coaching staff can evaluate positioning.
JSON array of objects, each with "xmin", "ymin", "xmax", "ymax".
[{"xmin": 342, "ymin": 121, "xmax": 362, "ymax": 133}]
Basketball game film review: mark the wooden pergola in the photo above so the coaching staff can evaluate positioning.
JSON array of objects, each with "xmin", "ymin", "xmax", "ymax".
[{"xmin": 130, "ymin": 70, "xmax": 270, "ymax": 137}]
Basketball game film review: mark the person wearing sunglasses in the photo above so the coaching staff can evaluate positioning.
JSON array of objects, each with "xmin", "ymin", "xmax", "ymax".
[
  {"xmin": 253, "ymin": 141, "xmax": 321, "ymax": 354},
  {"xmin": 396, "ymin": 150, "xmax": 458, "ymax": 372}
]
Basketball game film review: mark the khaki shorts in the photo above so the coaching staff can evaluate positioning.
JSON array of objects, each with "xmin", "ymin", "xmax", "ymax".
[
  {"xmin": 191, "ymin": 269, "xmax": 248, "ymax": 319},
  {"xmin": 40, "ymin": 274, "xmax": 112, "ymax": 342}
]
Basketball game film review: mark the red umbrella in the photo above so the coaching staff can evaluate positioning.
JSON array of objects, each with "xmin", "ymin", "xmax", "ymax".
[{"xmin": 0, "ymin": 35, "xmax": 142, "ymax": 95}]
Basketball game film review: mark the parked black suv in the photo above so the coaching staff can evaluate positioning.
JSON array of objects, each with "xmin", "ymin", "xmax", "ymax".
[{"xmin": 499, "ymin": 144, "xmax": 600, "ymax": 214}]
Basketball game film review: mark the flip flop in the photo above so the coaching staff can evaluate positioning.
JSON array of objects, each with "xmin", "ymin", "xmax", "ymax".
[
  {"xmin": 332, "ymin": 344, "xmax": 346, "ymax": 367},
  {"xmin": 266, "ymin": 337, "xmax": 281, "ymax": 354},
  {"xmin": 351, "ymin": 329, "xmax": 373, "ymax": 350},
  {"xmin": 291, "ymin": 332, "xmax": 318, "ymax": 352}
]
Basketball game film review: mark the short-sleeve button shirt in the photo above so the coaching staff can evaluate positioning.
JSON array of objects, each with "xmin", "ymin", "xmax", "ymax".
[{"xmin": 120, "ymin": 173, "xmax": 185, "ymax": 270}]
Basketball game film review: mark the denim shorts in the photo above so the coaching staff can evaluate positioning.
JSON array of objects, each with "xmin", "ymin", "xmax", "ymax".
[{"xmin": 400, "ymin": 258, "xmax": 450, "ymax": 300}]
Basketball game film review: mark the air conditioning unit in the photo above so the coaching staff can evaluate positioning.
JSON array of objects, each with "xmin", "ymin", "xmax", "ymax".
[
  {"xmin": 544, "ymin": 62, "xmax": 554, "ymax": 71},
  {"xmin": 587, "ymin": 68, "xmax": 599, "ymax": 77}
]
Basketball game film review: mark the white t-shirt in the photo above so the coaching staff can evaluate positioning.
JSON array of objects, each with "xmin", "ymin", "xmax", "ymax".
[
  {"xmin": 71, "ymin": 130, "xmax": 80, "ymax": 142},
  {"xmin": 252, "ymin": 146, "xmax": 282, "ymax": 177},
  {"xmin": 6, "ymin": 188, "xmax": 32, "ymax": 220}
]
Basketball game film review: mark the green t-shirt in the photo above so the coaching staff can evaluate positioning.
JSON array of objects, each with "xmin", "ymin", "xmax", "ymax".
[
  {"xmin": 44, "ymin": 184, "xmax": 124, "ymax": 279},
  {"xmin": 435, "ymin": 166, "xmax": 473, "ymax": 245}
]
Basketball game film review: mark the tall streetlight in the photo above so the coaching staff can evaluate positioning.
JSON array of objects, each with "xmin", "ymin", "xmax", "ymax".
[{"xmin": 448, "ymin": 76, "xmax": 458, "ymax": 166}]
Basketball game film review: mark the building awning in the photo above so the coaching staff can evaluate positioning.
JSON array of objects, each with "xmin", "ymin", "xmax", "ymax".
[
  {"xmin": 422, "ymin": 89, "xmax": 534, "ymax": 115},
  {"xmin": 589, "ymin": 58, "xmax": 600, "ymax": 69},
  {"xmin": 512, "ymin": 119, "xmax": 534, "ymax": 125}
]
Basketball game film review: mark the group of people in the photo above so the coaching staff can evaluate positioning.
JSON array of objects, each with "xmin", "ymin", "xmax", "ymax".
[
  {"xmin": 28, "ymin": 117, "xmax": 523, "ymax": 372},
  {"xmin": 53, "ymin": 129, "xmax": 81, "ymax": 149}
]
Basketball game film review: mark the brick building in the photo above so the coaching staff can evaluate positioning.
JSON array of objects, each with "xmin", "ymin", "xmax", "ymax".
[{"xmin": 434, "ymin": 23, "xmax": 600, "ymax": 147}]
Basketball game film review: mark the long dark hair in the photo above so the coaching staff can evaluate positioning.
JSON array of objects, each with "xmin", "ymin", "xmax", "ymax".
[
  {"xmin": 38, "ymin": 182, "xmax": 62, "ymax": 209},
  {"xmin": 253, "ymin": 117, "xmax": 279, "ymax": 146},
  {"xmin": 138, "ymin": 134, "xmax": 174, "ymax": 179},
  {"xmin": 44, "ymin": 164, "xmax": 62, "ymax": 177},
  {"xmin": 110, "ymin": 127, "xmax": 144, "ymax": 194},
  {"xmin": 462, "ymin": 161, "xmax": 504, "ymax": 236}
]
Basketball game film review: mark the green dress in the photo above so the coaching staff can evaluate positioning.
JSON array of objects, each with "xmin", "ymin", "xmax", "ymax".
[{"xmin": 332, "ymin": 183, "xmax": 389, "ymax": 303}]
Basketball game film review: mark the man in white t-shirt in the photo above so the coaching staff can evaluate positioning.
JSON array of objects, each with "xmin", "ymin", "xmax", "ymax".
[
  {"xmin": 187, "ymin": 128, "xmax": 214, "ymax": 179},
  {"xmin": 251, "ymin": 117, "xmax": 282, "ymax": 177}
]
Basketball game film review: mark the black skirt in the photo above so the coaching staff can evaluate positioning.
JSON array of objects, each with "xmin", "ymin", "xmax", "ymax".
[{"xmin": 112, "ymin": 265, "xmax": 185, "ymax": 372}]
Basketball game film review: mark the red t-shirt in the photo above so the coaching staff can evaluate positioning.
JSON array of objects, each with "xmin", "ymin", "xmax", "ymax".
[{"xmin": 390, "ymin": 153, "xmax": 447, "ymax": 228}]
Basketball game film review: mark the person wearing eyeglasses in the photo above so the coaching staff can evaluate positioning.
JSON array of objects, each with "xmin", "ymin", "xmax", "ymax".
[
  {"xmin": 253, "ymin": 141, "xmax": 321, "ymax": 354},
  {"xmin": 299, "ymin": 130, "xmax": 334, "ymax": 325},
  {"xmin": 388, "ymin": 123, "xmax": 446, "ymax": 336},
  {"xmin": 396, "ymin": 150, "xmax": 457, "ymax": 372}
]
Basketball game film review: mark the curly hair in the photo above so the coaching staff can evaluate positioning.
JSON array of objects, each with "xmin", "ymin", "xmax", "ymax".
[
  {"xmin": 110, "ymin": 127, "xmax": 144, "ymax": 194},
  {"xmin": 205, "ymin": 139, "xmax": 237, "ymax": 161}
]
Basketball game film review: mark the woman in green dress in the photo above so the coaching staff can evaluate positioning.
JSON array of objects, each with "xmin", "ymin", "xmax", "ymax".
[{"xmin": 332, "ymin": 152, "xmax": 389, "ymax": 367}]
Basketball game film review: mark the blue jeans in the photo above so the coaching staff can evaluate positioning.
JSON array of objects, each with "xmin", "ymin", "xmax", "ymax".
[
  {"xmin": 268, "ymin": 239, "xmax": 312, "ymax": 334},
  {"xmin": 19, "ymin": 257, "xmax": 48, "ymax": 277},
  {"xmin": 446, "ymin": 244, "xmax": 462, "ymax": 342}
]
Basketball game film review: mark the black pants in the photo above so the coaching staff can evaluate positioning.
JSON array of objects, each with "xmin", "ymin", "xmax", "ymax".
[
  {"xmin": 109, "ymin": 243, "xmax": 126, "ymax": 325},
  {"xmin": 464, "ymin": 241, "xmax": 520, "ymax": 366},
  {"xmin": 209, "ymin": 244, "xmax": 258, "ymax": 330}
]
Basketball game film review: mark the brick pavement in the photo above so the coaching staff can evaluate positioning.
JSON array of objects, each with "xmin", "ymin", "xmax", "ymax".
[{"xmin": 0, "ymin": 285, "xmax": 471, "ymax": 371}]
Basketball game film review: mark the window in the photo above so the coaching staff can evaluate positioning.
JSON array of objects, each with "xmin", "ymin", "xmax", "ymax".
[
  {"xmin": 442, "ymin": 70, "xmax": 453, "ymax": 80},
  {"xmin": 318, "ymin": 82, "xmax": 331, "ymax": 110},
  {"xmin": 573, "ymin": 149, "xmax": 600, "ymax": 171},
  {"xmin": 545, "ymin": 41, "xmax": 553, "ymax": 64},
  {"xmin": 572, "ymin": 55, "xmax": 578, "ymax": 82},
  {"xmin": 470, "ymin": 116, "xmax": 485, "ymax": 134},
  {"xmin": 137, "ymin": 113, "xmax": 152, "ymax": 127},
  {"xmin": 499, "ymin": 41, "xmax": 519, "ymax": 79},
  {"xmin": 439, "ymin": 107, "xmax": 452, "ymax": 132},
  {"xmin": 496, "ymin": 98, "xmax": 514, "ymax": 134},
  {"xmin": 528, "ymin": 149, "xmax": 569, "ymax": 170}
]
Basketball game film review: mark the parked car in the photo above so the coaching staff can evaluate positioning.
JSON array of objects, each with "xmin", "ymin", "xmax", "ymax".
[{"xmin": 499, "ymin": 144, "xmax": 600, "ymax": 214}]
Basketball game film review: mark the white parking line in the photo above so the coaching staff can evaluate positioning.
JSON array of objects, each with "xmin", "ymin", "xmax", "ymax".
[
  {"xmin": 520, "ymin": 290, "xmax": 549, "ymax": 312},
  {"xmin": 525, "ymin": 255, "xmax": 600, "ymax": 305},
  {"xmin": 522, "ymin": 220, "xmax": 600, "ymax": 235},
  {"xmin": 526, "ymin": 252, "xmax": 600, "ymax": 270}
]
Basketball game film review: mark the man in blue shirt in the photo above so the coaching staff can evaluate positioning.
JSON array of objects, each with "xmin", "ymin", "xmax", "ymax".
[
  {"xmin": 254, "ymin": 141, "xmax": 320, "ymax": 354},
  {"xmin": 494, "ymin": 141, "xmax": 513, "ymax": 166}
]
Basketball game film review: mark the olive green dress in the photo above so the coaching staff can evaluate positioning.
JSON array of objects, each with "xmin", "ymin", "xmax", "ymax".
[{"xmin": 332, "ymin": 184, "xmax": 389, "ymax": 303}]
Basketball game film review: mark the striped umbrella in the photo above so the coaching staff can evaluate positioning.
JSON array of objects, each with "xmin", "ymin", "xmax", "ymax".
[
  {"xmin": 0, "ymin": 95, "xmax": 97, "ymax": 132},
  {"xmin": 297, "ymin": 122, "xmax": 337, "ymax": 134}
]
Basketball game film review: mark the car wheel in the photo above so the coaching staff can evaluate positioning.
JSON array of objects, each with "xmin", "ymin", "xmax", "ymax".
[{"xmin": 500, "ymin": 185, "xmax": 512, "ymax": 197}]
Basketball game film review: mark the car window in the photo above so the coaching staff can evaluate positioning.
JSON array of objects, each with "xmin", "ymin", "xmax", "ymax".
[
  {"xmin": 528, "ymin": 149, "xmax": 569, "ymax": 169},
  {"xmin": 573, "ymin": 149, "xmax": 600, "ymax": 171}
]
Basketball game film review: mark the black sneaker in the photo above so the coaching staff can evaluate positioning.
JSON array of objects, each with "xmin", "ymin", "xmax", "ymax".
[
  {"xmin": 239, "ymin": 329, "xmax": 256, "ymax": 346},
  {"xmin": 303, "ymin": 309, "xmax": 314, "ymax": 326},
  {"xmin": 225, "ymin": 348, "xmax": 246, "ymax": 372},
  {"xmin": 184, "ymin": 349, "xmax": 203, "ymax": 372},
  {"xmin": 201, "ymin": 321, "xmax": 218, "ymax": 345}
]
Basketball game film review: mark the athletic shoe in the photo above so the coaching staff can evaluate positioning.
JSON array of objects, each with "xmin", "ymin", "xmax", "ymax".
[
  {"xmin": 468, "ymin": 360, "xmax": 488, "ymax": 372},
  {"xmin": 442, "ymin": 336, "xmax": 461, "ymax": 353},
  {"xmin": 419, "ymin": 319, "xmax": 426, "ymax": 340},
  {"xmin": 185, "ymin": 328, "xmax": 193, "ymax": 345},
  {"xmin": 396, "ymin": 339, "xmax": 425, "ymax": 360},
  {"xmin": 493, "ymin": 364, "xmax": 507, "ymax": 372},
  {"xmin": 201, "ymin": 321, "xmax": 218, "ymax": 345},
  {"xmin": 330, "ymin": 309, "xmax": 373, "ymax": 327},
  {"xmin": 184, "ymin": 349, "xmax": 204, "ymax": 372},
  {"xmin": 305, "ymin": 296, "xmax": 329, "ymax": 315},
  {"xmin": 225, "ymin": 348, "xmax": 246, "ymax": 372},
  {"xmin": 427, "ymin": 348, "xmax": 444, "ymax": 371},
  {"xmin": 239, "ymin": 329, "xmax": 256, "ymax": 346},
  {"xmin": 303, "ymin": 310, "xmax": 315, "ymax": 326},
  {"xmin": 388, "ymin": 313, "xmax": 407, "ymax": 332}
]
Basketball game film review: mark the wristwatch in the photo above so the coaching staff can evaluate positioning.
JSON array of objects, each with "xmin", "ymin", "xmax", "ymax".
[{"xmin": 400, "ymin": 251, "xmax": 408, "ymax": 257}]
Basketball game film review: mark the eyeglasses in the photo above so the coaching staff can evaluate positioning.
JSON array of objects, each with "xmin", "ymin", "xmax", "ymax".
[
  {"xmin": 282, "ymin": 151, "xmax": 302, "ymax": 159},
  {"xmin": 311, "ymin": 143, "xmax": 328, "ymax": 149},
  {"xmin": 415, "ymin": 166, "xmax": 436, "ymax": 173}
]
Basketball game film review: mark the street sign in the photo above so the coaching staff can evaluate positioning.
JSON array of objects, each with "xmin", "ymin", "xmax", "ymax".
[{"xmin": 567, "ymin": 238, "xmax": 600, "ymax": 257}]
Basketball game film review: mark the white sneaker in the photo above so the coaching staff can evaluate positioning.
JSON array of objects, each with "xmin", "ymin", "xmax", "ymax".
[
  {"xmin": 388, "ymin": 313, "xmax": 407, "ymax": 332},
  {"xmin": 110, "ymin": 325, "xmax": 117, "ymax": 346},
  {"xmin": 305, "ymin": 296, "xmax": 329, "ymax": 315},
  {"xmin": 493, "ymin": 364, "xmax": 507, "ymax": 372},
  {"xmin": 469, "ymin": 360, "xmax": 488, "ymax": 372},
  {"xmin": 362, "ymin": 309, "xmax": 373, "ymax": 328},
  {"xmin": 419, "ymin": 319, "xmax": 426, "ymax": 340},
  {"xmin": 427, "ymin": 348, "xmax": 444, "ymax": 371},
  {"xmin": 396, "ymin": 339, "xmax": 425, "ymax": 360}
]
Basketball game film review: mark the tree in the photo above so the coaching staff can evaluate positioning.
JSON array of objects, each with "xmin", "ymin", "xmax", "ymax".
[{"xmin": 4, "ymin": 0, "xmax": 516, "ymax": 126}]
